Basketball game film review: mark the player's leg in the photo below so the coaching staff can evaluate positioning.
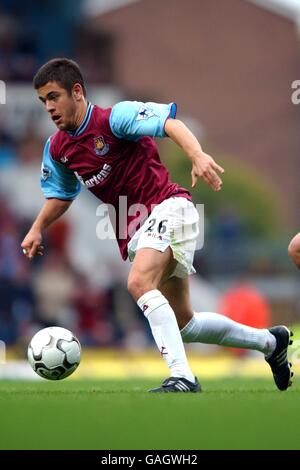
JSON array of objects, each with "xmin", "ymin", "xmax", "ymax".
[
  {"xmin": 128, "ymin": 247, "xmax": 199, "ymax": 390},
  {"xmin": 128, "ymin": 246, "xmax": 177, "ymax": 300},
  {"xmin": 160, "ymin": 276, "xmax": 275, "ymax": 353},
  {"xmin": 159, "ymin": 276, "xmax": 193, "ymax": 329},
  {"xmin": 160, "ymin": 276, "xmax": 293, "ymax": 390},
  {"xmin": 288, "ymin": 232, "xmax": 300, "ymax": 268}
]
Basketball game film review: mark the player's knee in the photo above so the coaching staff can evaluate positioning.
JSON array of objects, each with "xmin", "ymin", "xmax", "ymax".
[
  {"xmin": 288, "ymin": 235, "xmax": 300, "ymax": 268},
  {"xmin": 288, "ymin": 236, "xmax": 300, "ymax": 260},
  {"xmin": 288, "ymin": 241, "xmax": 295, "ymax": 259},
  {"xmin": 127, "ymin": 275, "xmax": 155, "ymax": 301}
]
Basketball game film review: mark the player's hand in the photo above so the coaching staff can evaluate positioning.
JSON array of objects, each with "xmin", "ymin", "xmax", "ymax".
[
  {"xmin": 191, "ymin": 152, "xmax": 224, "ymax": 191},
  {"xmin": 21, "ymin": 229, "xmax": 44, "ymax": 259}
]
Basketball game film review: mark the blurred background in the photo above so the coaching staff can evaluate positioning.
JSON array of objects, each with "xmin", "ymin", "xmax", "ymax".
[{"xmin": 1, "ymin": 0, "xmax": 300, "ymax": 379}]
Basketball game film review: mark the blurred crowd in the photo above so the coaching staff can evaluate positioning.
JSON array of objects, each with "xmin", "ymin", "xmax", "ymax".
[
  {"xmin": 0, "ymin": 194, "xmax": 151, "ymax": 348},
  {"xmin": 0, "ymin": 2, "xmax": 150, "ymax": 349},
  {"xmin": 0, "ymin": 1, "xmax": 113, "ymax": 85}
]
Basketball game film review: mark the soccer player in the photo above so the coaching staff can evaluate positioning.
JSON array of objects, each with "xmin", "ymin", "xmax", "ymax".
[{"xmin": 21, "ymin": 58, "xmax": 293, "ymax": 392}]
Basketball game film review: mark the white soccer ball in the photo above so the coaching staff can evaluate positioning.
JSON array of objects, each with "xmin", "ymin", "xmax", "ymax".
[{"xmin": 27, "ymin": 327, "xmax": 81, "ymax": 380}]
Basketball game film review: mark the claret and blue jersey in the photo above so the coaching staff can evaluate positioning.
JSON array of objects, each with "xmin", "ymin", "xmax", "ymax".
[{"xmin": 41, "ymin": 100, "xmax": 190, "ymax": 259}]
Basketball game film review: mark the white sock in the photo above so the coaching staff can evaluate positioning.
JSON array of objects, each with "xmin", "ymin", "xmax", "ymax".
[
  {"xmin": 181, "ymin": 312, "xmax": 276, "ymax": 356},
  {"xmin": 137, "ymin": 289, "xmax": 195, "ymax": 382}
]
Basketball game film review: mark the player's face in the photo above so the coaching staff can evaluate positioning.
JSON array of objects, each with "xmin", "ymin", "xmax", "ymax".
[{"xmin": 37, "ymin": 81, "xmax": 79, "ymax": 131}]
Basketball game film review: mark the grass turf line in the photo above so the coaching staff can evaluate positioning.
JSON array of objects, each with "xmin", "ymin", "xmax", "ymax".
[{"xmin": 0, "ymin": 378, "xmax": 299, "ymax": 450}]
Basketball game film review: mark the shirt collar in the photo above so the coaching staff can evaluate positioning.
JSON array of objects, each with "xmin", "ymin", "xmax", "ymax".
[{"xmin": 67, "ymin": 102, "xmax": 93, "ymax": 137}]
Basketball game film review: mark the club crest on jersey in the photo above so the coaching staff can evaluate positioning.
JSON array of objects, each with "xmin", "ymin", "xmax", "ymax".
[{"xmin": 94, "ymin": 136, "xmax": 109, "ymax": 156}]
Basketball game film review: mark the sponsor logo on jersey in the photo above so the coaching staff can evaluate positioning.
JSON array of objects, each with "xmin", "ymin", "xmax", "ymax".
[
  {"xmin": 41, "ymin": 165, "xmax": 51, "ymax": 180},
  {"xmin": 94, "ymin": 136, "xmax": 109, "ymax": 156},
  {"xmin": 136, "ymin": 106, "xmax": 157, "ymax": 121},
  {"xmin": 74, "ymin": 163, "xmax": 112, "ymax": 188},
  {"xmin": 74, "ymin": 172, "xmax": 85, "ymax": 186}
]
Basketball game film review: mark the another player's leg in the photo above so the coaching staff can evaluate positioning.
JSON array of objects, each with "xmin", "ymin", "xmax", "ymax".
[
  {"xmin": 160, "ymin": 276, "xmax": 293, "ymax": 391},
  {"xmin": 288, "ymin": 232, "xmax": 300, "ymax": 269},
  {"xmin": 127, "ymin": 247, "xmax": 200, "ymax": 393}
]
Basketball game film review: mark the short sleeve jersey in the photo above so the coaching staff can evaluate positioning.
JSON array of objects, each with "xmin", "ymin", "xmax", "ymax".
[{"xmin": 40, "ymin": 101, "xmax": 191, "ymax": 259}]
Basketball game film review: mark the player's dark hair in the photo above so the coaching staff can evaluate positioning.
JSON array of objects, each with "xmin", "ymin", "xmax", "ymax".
[{"xmin": 33, "ymin": 58, "xmax": 86, "ymax": 97}]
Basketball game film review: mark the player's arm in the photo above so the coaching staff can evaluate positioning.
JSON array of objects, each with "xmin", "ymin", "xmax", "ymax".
[
  {"xmin": 21, "ymin": 198, "xmax": 72, "ymax": 259},
  {"xmin": 165, "ymin": 118, "xmax": 224, "ymax": 191},
  {"xmin": 109, "ymin": 101, "xmax": 224, "ymax": 191},
  {"xmin": 21, "ymin": 138, "xmax": 81, "ymax": 260}
]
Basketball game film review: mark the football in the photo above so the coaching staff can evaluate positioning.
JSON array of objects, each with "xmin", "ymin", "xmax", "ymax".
[{"xmin": 27, "ymin": 326, "xmax": 81, "ymax": 380}]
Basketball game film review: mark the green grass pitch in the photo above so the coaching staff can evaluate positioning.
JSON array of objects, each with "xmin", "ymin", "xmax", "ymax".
[{"xmin": 0, "ymin": 378, "xmax": 299, "ymax": 450}]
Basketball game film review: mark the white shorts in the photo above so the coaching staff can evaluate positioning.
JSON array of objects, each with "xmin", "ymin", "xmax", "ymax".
[{"xmin": 127, "ymin": 197, "xmax": 199, "ymax": 278}]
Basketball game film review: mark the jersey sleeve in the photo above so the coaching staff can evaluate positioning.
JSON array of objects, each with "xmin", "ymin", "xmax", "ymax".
[
  {"xmin": 40, "ymin": 138, "xmax": 81, "ymax": 200},
  {"xmin": 109, "ymin": 101, "xmax": 177, "ymax": 141}
]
